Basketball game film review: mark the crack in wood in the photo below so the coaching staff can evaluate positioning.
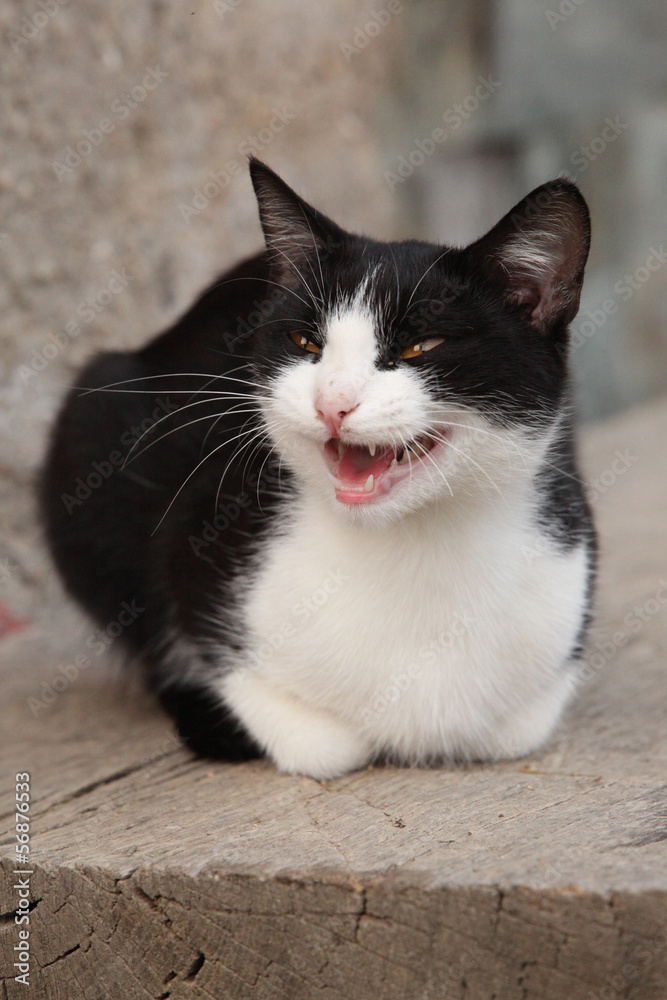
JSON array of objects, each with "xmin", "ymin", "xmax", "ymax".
[
  {"xmin": 184, "ymin": 950, "xmax": 205, "ymax": 982},
  {"xmin": 41, "ymin": 943, "xmax": 81, "ymax": 968}
]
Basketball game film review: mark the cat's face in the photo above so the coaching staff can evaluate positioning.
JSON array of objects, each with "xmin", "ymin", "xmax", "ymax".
[{"xmin": 249, "ymin": 160, "xmax": 590, "ymax": 526}]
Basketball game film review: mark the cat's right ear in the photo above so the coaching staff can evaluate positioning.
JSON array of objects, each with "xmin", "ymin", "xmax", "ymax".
[{"xmin": 249, "ymin": 158, "xmax": 344, "ymax": 290}]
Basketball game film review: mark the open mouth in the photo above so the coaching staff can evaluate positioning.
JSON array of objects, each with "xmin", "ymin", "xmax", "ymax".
[{"xmin": 321, "ymin": 431, "xmax": 448, "ymax": 505}]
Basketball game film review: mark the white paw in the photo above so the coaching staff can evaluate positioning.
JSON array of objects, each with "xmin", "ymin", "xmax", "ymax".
[{"xmin": 221, "ymin": 669, "xmax": 373, "ymax": 779}]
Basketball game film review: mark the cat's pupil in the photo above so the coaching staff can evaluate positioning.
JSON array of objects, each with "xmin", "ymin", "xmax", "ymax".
[
  {"xmin": 400, "ymin": 336, "xmax": 445, "ymax": 361},
  {"xmin": 288, "ymin": 330, "xmax": 320, "ymax": 355}
]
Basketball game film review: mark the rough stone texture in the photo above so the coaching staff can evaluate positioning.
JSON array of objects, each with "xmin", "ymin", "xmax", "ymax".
[
  {"xmin": 0, "ymin": 0, "xmax": 400, "ymax": 625},
  {"xmin": 2, "ymin": 396, "xmax": 666, "ymax": 999}
]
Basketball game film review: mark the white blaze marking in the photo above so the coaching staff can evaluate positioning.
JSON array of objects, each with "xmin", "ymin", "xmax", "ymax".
[{"xmin": 317, "ymin": 286, "xmax": 379, "ymax": 410}]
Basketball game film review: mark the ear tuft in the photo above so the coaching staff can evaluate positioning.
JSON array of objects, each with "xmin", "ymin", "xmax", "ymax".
[
  {"xmin": 467, "ymin": 180, "xmax": 591, "ymax": 335},
  {"xmin": 249, "ymin": 158, "xmax": 344, "ymax": 290}
]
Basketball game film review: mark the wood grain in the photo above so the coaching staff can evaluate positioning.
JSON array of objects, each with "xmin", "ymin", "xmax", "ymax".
[{"xmin": 2, "ymin": 397, "xmax": 666, "ymax": 999}]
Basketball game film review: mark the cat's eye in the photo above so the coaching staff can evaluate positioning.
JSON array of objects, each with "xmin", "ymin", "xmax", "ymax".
[
  {"xmin": 401, "ymin": 336, "xmax": 445, "ymax": 360},
  {"xmin": 288, "ymin": 331, "xmax": 321, "ymax": 354}
]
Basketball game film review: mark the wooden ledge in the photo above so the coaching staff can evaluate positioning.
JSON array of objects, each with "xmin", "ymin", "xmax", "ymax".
[{"xmin": 2, "ymin": 397, "xmax": 667, "ymax": 999}]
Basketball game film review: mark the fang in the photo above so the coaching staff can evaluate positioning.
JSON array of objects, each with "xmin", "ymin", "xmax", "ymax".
[{"xmin": 364, "ymin": 474, "xmax": 374, "ymax": 493}]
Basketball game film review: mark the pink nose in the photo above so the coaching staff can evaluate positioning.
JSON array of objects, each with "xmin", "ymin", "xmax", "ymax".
[{"xmin": 316, "ymin": 400, "xmax": 357, "ymax": 437}]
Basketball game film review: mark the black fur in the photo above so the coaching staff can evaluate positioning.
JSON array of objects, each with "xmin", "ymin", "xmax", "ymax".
[{"xmin": 40, "ymin": 161, "xmax": 596, "ymax": 760}]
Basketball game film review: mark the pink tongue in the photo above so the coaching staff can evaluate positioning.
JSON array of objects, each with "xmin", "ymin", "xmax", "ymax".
[{"xmin": 338, "ymin": 444, "xmax": 394, "ymax": 486}]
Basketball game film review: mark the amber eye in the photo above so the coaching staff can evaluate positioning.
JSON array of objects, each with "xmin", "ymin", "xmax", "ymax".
[
  {"xmin": 288, "ymin": 331, "xmax": 321, "ymax": 354},
  {"xmin": 400, "ymin": 336, "xmax": 445, "ymax": 360}
]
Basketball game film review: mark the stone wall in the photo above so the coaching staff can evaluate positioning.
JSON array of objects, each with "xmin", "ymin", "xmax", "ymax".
[
  {"xmin": 388, "ymin": 0, "xmax": 667, "ymax": 422},
  {"xmin": 0, "ymin": 0, "xmax": 402, "ymax": 622}
]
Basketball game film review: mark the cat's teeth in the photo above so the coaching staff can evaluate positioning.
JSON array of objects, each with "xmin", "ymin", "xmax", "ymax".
[
  {"xmin": 369, "ymin": 443, "xmax": 376, "ymax": 457},
  {"xmin": 389, "ymin": 458, "xmax": 397, "ymax": 470},
  {"xmin": 364, "ymin": 474, "xmax": 374, "ymax": 493},
  {"xmin": 338, "ymin": 441, "xmax": 345, "ymax": 460},
  {"xmin": 399, "ymin": 449, "xmax": 410, "ymax": 465}
]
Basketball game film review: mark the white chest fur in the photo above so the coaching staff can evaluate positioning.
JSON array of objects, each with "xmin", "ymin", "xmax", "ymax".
[{"xmin": 219, "ymin": 486, "xmax": 590, "ymax": 778}]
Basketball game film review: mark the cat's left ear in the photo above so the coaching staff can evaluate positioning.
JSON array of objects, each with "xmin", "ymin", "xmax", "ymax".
[
  {"xmin": 249, "ymin": 158, "xmax": 345, "ymax": 290},
  {"xmin": 465, "ymin": 180, "xmax": 591, "ymax": 335}
]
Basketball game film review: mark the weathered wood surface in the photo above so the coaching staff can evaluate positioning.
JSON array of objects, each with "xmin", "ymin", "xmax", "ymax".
[{"xmin": 2, "ymin": 397, "xmax": 667, "ymax": 999}]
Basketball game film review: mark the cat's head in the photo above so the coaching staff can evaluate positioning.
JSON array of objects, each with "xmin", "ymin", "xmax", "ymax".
[{"xmin": 248, "ymin": 158, "xmax": 590, "ymax": 526}]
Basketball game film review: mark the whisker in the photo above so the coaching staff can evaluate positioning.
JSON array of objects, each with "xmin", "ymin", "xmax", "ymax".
[
  {"xmin": 73, "ymin": 371, "xmax": 270, "ymax": 396},
  {"xmin": 412, "ymin": 439, "xmax": 454, "ymax": 497},
  {"xmin": 300, "ymin": 210, "xmax": 326, "ymax": 304},
  {"xmin": 151, "ymin": 439, "xmax": 232, "ymax": 535},
  {"xmin": 213, "ymin": 422, "xmax": 271, "ymax": 495},
  {"xmin": 122, "ymin": 390, "xmax": 256, "ymax": 460},
  {"xmin": 125, "ymin": 406, "xmax": 262, "ymax": 467},
  {"xmin": 214, "ymin": 421, "xmax": 270, "ymax": 511},
  {"xmin": 70, "ymin": 387, "xmax": 271, "ymax": 399},
  {"xmin": 442, "ymin": 436, "xmax": 506, "ymax": 501},
  {"xmin": 265, "ymin": 240, "xmax": 324, "ymax": 311},
  {"xmin": 206, "ymin": 273, "xmax": 315, "ymax": 310},
  {"xmin": 403, "ymin": 249, "xmax": 452, "ymax": 316},
  {"xmin": 200, "ymin": 402, "xmax": 262, "ymax": 454}
]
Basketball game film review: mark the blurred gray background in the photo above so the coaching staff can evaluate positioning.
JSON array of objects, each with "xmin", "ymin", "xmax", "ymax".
[{"xmin": 1, "ymin": 0, "xmax": 666, "ymax": 623}]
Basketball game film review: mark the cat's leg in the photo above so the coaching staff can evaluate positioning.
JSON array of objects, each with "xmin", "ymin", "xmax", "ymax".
[
  {"xmin": 221, "ymin": 668, "xmax": 373, "ymax": 779},
  {"xmin": 481, "ymin": 666, "xmax": 578, "ymax": 761},
  {"xmin": 158, "ymin": 682, "xmax": 263, "ymax": 762}
]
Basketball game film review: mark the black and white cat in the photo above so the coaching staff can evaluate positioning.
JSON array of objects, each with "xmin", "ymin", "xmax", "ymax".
[{"xmin": 41, "ymin": 159, "xmax": 596, "ymax": 779}]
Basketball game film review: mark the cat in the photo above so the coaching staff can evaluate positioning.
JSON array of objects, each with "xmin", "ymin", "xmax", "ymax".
[{"xmin": 41, "ymin": 158, "xmax": 596, "ymax": 779}]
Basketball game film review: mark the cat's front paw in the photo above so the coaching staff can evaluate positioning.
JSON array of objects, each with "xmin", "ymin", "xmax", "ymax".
[
  {"xmin": 221, "ymin": 670, "xmax": 373, "ymax": 779},
  {"xmin": 268, "ymin": 711, "xmax": 372, "ymax": 779}
]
